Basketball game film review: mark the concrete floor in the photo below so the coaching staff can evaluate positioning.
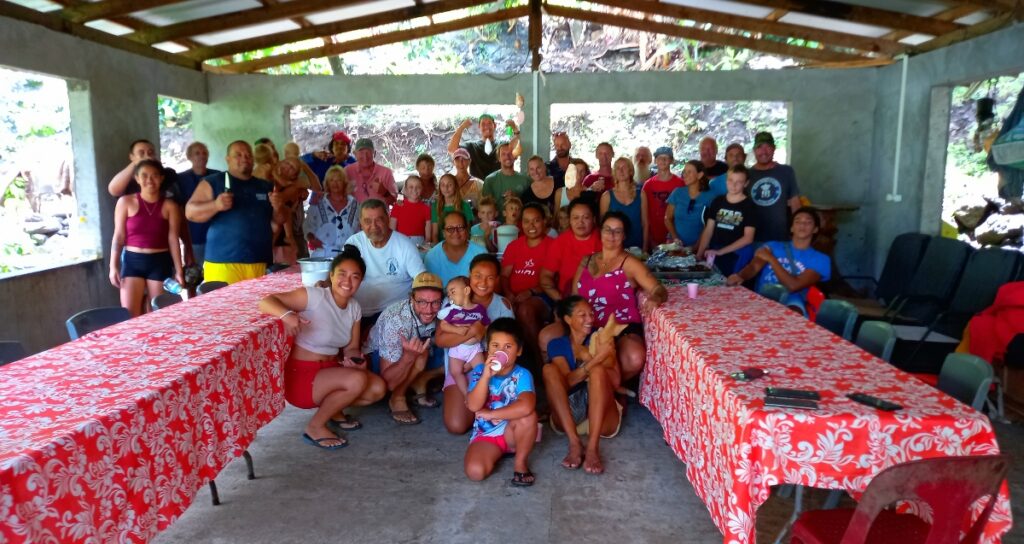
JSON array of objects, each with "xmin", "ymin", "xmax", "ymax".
[{"xmin": 155, "ymin": 400, "xmax": 1024, "ymax": 544}]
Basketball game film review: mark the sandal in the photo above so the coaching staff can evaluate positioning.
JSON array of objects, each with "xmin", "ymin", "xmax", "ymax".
[
  {"xmin": 327, "ymin": 415, "xmax": 362, "ymax": 433},
  {"xmin": 390, "ymin": 409, "xmax": 421, "ymax": 425},
  {"xmin": 302, "ymin": 433, "xmax": 347, "ymax": 451},
  {"xmin": 411, "ymin": 393, "xmax": 439, "ymax": 408},
  {"xmin": 511, "ymin": 471, "xmax": 536, "ymax": 487}
]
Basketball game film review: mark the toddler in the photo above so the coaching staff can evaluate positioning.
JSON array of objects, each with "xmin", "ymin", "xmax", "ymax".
[
  {"xmin": 390, "ymin": 175, "xmax": 431, "ymax": 245},
  {"xmin": 469, "ymin": 195, "xmax": 500, "ymax": 252},
  {"xmin": 438, "ymin": 276, "xmax": 490, "ymax": 394}
]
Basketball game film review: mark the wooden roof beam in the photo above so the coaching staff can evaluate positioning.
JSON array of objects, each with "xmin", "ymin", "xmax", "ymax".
[
  {"xmin": 881, "ymin": 5, "xmax": 980, "ymax": 42},
  {"xmin": 734, "ymin": 0, "xmax": 963, "ymax": 36},
  {"xmin": 0, "ymin": 0, "xmax": 200, "ymax": 69},
  {"xmin": 59, "ymin": 0, "xmax": 183, "ymax": 24},
  {"xmin": 124, "ymin": 0, "xmax": 366, "ymax": 45},
  {"xmin": 543, "ymin": 4, "xmax": 868, "ymax": 64},
  {"xmin": 212, "ymin": 5, "xmax": 531, "ymax": 73},
  {"xmin": 529, "ymin": 0, "xmax": 542, "ymax": 71},
  {"xmin": 584, "ymin": 0, "xmax": 902, "ymax": 56},
  {"xmin": 910, "ymin": 10, "xmax": 1016, "ymax": 55},
  {"xmin": 183, "ymin": 0, "xmax": 496, "ymax": 61}
]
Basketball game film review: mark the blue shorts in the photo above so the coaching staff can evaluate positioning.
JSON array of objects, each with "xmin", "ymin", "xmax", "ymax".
[{"xmin": 122, "ymin": 250, "xmax": 172, "ymax": 281}]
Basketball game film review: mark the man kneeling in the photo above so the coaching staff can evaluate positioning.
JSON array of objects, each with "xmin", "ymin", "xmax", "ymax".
[{"xmin": 464, "ymin": 318, "xmax": 538, "ymax": 487}]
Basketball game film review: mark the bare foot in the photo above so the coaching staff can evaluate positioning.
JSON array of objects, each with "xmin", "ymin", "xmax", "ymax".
[
  {"xmin": 583, "ymin": 449, "xmax": 604, "ymax": 475},
  {"xmin": 561, "ymin": 442, "xmax": 583, "ymax": 470}
]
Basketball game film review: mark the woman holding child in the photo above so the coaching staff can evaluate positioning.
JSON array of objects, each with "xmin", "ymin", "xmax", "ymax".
[
  {"xmin": 259, "ymin": 245, "xmax": 386, "ymax": 450},
  {"xmin": 437, "ymin": 253, "xmax": 514, "ymax": 435}
]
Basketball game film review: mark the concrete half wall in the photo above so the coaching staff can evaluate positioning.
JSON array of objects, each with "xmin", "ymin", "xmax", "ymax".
[{"xmin": 0, "ymin": 15, "xmax": 206, "ymax": 354}]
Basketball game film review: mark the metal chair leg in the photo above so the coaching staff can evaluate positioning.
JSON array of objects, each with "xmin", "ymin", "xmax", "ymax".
[
  {"xmin": 772, "ymin": 485, "xmax": 805, "ymax": 544},
  {"xmin": 209, "ymin": 480, "xmax": 220, "ymax": 506},
  {"xmin": 243, "ymin": 450, "xmax": 255, "ymax": 480}
]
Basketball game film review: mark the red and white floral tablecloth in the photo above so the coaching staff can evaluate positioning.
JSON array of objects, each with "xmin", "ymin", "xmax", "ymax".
[
  {"xmin": 639, "ymin": 285, "xmax": 1011, "ymax": 544},
  {"xmin": 0, "ymin": 271, "xmax": 300, "ymax": 543}
]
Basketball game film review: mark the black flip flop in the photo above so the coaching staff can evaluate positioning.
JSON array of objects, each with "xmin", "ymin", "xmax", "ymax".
[
  {"xmin": 302, "ymin": 433, "xmax": 347, "ymax": 450},
  {"xmin": 511, "ymin": 471, "xmax": 535, "ymax": 487},
  {"xmin": 327, "ymin": 416, "xmax": 362, "ymax": 434}
]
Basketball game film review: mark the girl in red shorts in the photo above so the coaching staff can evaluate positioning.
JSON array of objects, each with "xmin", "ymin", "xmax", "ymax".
[{"xmin": 259, "ymin": 245, "xmax": 386, "ymax": 450}]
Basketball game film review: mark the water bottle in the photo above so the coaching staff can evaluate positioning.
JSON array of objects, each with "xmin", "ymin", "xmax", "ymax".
[{"xmin": 163, "ymin": 277, "xmax": 183, "ymax": 295}]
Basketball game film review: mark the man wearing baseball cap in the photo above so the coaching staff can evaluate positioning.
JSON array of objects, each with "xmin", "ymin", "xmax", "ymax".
[
  {"xmin": 302, "ymin": 130, "xmax": 355, "ymax": 182},
  {"xmin": 641, "ymin": 146, "xmax": 684, "ymax": 252},
  {"xmin": 748, "ymin": 131, "xmax": 801, "ymax": 242},
  {"xmin": 366, "ymin": 271, "xmax": 444, "ymax": 425},
  {"xmin": 345, "ymin": 137, "xmax": 398, "ymax": 205},
  {"xmin": 448, "ymin": 113, "xmax": 520, "ymax": 180}
]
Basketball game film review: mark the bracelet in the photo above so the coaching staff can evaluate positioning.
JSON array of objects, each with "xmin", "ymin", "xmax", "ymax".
[{"xmin": 279, "ymin": 310, "xmax": 295, "ymax": 319}]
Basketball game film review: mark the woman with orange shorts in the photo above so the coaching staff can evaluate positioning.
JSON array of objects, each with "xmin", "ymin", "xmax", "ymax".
[{"xmin": 259, "ymin": 244, "xmax": 386, "ymax": 450}]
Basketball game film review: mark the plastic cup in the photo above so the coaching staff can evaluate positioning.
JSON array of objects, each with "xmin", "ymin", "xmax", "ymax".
[
  {"xmin": 687, "ymin": 282, "xmax": 699, "ymax": 299},
  {"xmin": 489, "ymin": 350, "xmax": 509, "ymax": 372}
]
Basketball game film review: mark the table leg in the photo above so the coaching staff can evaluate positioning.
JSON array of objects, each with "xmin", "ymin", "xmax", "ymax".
[
  {"xmin": 772, "ymin": 485, "xmax": 805, "ymax": 544},
  {"xmin": 243, "ymin": 450, "xmax": 256, "ymax": 480},
  {"xmin": 209, "ymin": 481, "xmax": 221, "ymax": 506}
]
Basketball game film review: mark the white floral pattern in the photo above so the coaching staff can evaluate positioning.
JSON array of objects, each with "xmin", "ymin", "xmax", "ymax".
[
  {"xmin": 639, "ymin": 285, "xmax": 1012, "ymax": 544},
  {"xmin": 0, "ymin": 271, "xmax": 297, "ymax": 543}
]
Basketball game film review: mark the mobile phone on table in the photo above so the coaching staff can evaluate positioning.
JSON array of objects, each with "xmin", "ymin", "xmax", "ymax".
[
  {"xmin": 765, "ymin": 387, "xmax": 821, "ymax": 401},
  {"xmin": 847, "ymin": 393, "xmax": 902, "ymax": 411},
  {"xmin": 764, "ymin": 395, "xmax": 818, "ymax": 410}
]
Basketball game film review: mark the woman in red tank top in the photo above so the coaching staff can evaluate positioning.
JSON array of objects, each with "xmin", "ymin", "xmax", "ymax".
[{"xmin": 108, "ymin": 160, "xmax": 184, "ymax": 316}]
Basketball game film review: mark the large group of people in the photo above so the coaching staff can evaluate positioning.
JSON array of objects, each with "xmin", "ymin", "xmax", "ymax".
[{"xmin": 105, "ymin": 118, "xmax": 832, "ymax": 485}]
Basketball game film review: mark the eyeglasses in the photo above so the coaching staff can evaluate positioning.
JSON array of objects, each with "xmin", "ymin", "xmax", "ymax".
[
  {"xmin": 444, "ymin": 225, "xmax": 467, "ymax": 233},
  {"xmin": 601, "ymin": 227, "xmax": 625, "ymax": 237},
  {"xmin": 413, "ymin": 299, "xmax": 442, "ymax": 309}
]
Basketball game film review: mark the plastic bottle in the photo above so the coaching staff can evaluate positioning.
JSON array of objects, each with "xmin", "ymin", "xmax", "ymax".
[{"xmin": 163, "ymin": 278, "xmax": 183, "ymax": 295}]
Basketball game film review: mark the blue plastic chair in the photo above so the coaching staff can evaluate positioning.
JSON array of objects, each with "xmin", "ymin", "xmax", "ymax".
[
  {"xmin": 854, "ymin": 321, "xmax": 896, "ymax": 362},
  {"xmin": 65, "ymin": 307, "xmax": 131, "ymax": 340},
  {"xmin": 0, "ymin": 341, "xmax": 26, "ymax": 366},
  {"xmin": 758, "ymin": 283, "xmax": 788, "ymax": 303},
  {"xmin": 197, "ymin": 281, "xmax": 228, "ymax": 295},
  {"xmin": 150, "ymin": 293, "xmax": 183, "ymax": 311},
  {"xmin": 815, "ymin": 299, "xmax": 857, "ymax": 341},
  {"xmin": 937, "ymin": 353, "xmax": 994, "ymax": 412}
]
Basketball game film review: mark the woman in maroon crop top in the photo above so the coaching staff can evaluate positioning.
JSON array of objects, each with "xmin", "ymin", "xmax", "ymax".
[{"xmin": 109, "ymin": 159, "xmax": 184, "ymax": 316}]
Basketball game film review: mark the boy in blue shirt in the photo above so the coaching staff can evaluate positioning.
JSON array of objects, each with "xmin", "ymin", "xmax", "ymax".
[
  {"xmin": 726, "ymin": 207, "xmax": 831, "ymax": 314},
  {"xmin": 464, "ymin": 317, "xmax": 538, "ymax": 486}
]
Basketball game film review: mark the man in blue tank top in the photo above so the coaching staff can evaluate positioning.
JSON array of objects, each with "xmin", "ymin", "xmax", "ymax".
[{"xmin": 185, "ymin": 140, "xmax": 283, "ymax": 284}]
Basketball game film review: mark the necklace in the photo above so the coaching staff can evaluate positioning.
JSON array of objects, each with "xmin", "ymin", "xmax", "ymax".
[{"xmin": 139, "ymin": 195, "xmax": 160, "ymax": 216}]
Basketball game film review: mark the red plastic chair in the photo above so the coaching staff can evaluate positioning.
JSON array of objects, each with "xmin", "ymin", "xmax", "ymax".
[{"xmin": 791, "ymin": 455, "xmax": 1009, "ymax": 544}]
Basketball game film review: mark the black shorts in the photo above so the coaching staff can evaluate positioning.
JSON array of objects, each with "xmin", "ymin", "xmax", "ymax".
[
  {"xmin": 619, "ymin": 322, "xmax": 644, "ymax": 339},
  {"xmin": 122, "ymin": 250, "xmax": 173, "ymax": 281}
]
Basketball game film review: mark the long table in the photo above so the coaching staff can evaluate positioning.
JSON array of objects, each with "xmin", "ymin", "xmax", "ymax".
[
  {"xmin": 0, "ymin": 272, "xmax": 298, "ymax": 543},
  {"xmin": 639, "ymin": 285, "xmax": 1012, "ymax": 544}
]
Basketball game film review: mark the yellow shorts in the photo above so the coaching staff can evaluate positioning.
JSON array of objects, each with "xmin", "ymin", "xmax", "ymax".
[{"xmin": 203, "ymin": 262, "xmax": 266, "ymax": 284}]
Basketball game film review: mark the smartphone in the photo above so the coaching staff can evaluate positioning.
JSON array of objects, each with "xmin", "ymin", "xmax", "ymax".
[
  {"xmin": 764, "ymin": 395, "xmax": 818, "ymax": 410},
  {"xmin": 765, "ymin": 387, "xmax": 821, "ymax": 401},
  {"xmin": 847, "ymin": 393, "xmax": 902, "ymax": 411}
]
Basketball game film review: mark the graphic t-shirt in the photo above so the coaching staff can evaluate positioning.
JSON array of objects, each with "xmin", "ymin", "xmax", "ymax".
[
  {"xmin": 755, "ymin": 241, "xmax": 831, "ymax": 308},
  {"xmin": 439, "ymin": 302, "xmax": 491, "ymax": 328},
  {"xmin": 666, "ymin": 188, "xmax": 717, "ymax": 246},
  {"xmin": 501, "ymin": 235, "xmax": 553, "ymax": 294},
  {"xmin": 642, "ymin": 174, "xmax": 683, "ymax": 246},
  {"xmin": 345, "ymin": 231, "xmax": 425, "ymax": 315},
  {"xmin": 468, "ymin": 364, "xmax": 534, "ymax": 441},
  {"xmin": 390, "ymin": 200, "xmax": 431, "ymax": 239},
  {"xmin": 704, "ymin": 195, "xmax": 758, "ymax": 249},
  {"xmin": 748, "ymin": 164, "xmax": 799, "ymax": 242}
]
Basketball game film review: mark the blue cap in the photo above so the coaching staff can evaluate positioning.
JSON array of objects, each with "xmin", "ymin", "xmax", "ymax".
[{"xmin": 654, "ymin": 146, "xmax": 674, "ymax": 160}]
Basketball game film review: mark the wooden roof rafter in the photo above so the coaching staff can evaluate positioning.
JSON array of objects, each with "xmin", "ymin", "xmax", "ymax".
[
  {"xmin": 183, "ymin": 0, "xmax": 498, "ymax": 62},
  {"xmin": 585, "ymin": 0, "xmax": 904, "ymax": 56},
  {"xmin": 59, "ymin": 0, "xmax": 182, "ymax": 24},
  {"xmin": 543, "ymin": 4, "xmax": 869, "ymax": 64},
  {"xmin": 50, "ymin": 0, "xmax": 203, "ymax": 50},
  {"xmin": 734, "ymin": 0, "xmax": 965, "ymax": 36},
  {"xmin": 215, "ymin": 4, "xmax": 532, "ymax": 74}
]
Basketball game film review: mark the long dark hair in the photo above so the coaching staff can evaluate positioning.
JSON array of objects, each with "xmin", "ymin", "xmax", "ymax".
[{"xmin": 330, "ymin": 244, "xmax": 366, "ymax": 275}]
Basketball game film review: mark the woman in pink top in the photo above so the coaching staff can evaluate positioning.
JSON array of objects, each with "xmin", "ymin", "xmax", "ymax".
[
  {"xmin": 108, "ymin": 160, "xmax": 183, "ymax": 317},
  {"xmin": 572, "ymin": 211, "xmax": 667, "ymax": 382}
]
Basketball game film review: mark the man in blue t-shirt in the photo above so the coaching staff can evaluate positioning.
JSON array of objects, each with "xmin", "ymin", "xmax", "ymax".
[
  {"xmin": 747, "ymin": 132, "xmax": 802, "ymax": 242},
  {"xmin": 726, "ymin": 207, "xmax": 830, "ymax": 313},
  {"xmin": 708, "ymin": 142, "xmax": 747, "ymax": 198}
]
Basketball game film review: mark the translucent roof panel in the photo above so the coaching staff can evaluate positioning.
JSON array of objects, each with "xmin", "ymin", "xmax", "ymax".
[
  {"xmin": 830, "ymin": 0, "xmax": 950, "ymax": 17},
  {"xmin": 193, "ymin": 20, "xmax": 303, "ymax": 46},
  {"xmin": 955, "ymin": 11, "xmax": 993, "ymax": 26},
  {"xmin": 84, "ymin": 19, "xmax": 134, "ymax": 36},
  {"xmin": 153, "ymin": 42, "xmax": 190, "ymax": 54},
  {"xmin": 662, "ymin": 0, "xmax": 775, "ymax": 19},
  {"xmin": 305, "ymin": 0, "xmax": 413, "ymax": 26},
  {"xmin": 778, "ymin": 12, "xmax": 892, "ymax": 38},
  {"xmin": 7, "ymin": 0, "xmax": 61, "ymax": 12},
  {"xmin": 899, "ymin": 34, "xmax": 934, "ymax": 45},
  {"xmin": 133, "ymin": 0, "xmax": 262, "ymax": 27}
]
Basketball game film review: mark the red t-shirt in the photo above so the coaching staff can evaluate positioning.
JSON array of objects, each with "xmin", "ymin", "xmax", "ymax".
[
  {"xmin": 581, "ymin": 172, "xmax": 612, "ymax": 192},
  {"xmin": 502, "ymin": 235, "xmax": 554, "ymax": 294},
  {"xmin": 544, "ymin": 230, "xmax": 601, "ymax": 296},
  {"xmin": 390, "ymin": 200, "xmax": 430, "ymax": 238},
  {"xmin": 642, "ymin": 174, "xmax": 683, "ymax": 246}
]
